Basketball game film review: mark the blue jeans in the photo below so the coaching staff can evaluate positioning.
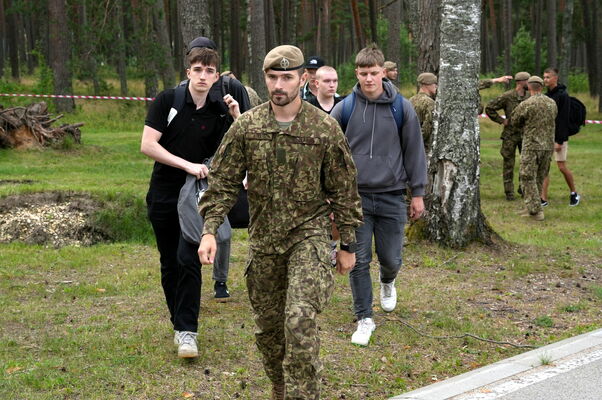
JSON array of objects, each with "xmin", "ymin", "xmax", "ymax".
[{"xmin": 350, "ymin": 192, "xmax": 407, "ymax": 319}]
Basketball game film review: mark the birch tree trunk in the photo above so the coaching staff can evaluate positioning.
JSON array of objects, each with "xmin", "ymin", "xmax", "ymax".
[{"xmin": 425, "ymin": 0, "xmax": 498, "ymax": 248}]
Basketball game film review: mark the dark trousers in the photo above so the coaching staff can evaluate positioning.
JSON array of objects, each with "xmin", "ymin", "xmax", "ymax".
[{"xmin": 146, "ymin": 188, "xmax": 202, "ymax": 332}]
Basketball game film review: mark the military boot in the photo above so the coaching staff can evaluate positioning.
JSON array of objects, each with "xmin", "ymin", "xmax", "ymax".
[{"xmin": 271, "ymin": 383, "xmax": 285, "ymax": 400}]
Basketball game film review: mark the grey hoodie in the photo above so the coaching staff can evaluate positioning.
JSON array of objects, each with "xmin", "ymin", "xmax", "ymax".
[{"xmin": 331, "ymin": 80, "xmax": 427, "ymax": 196}]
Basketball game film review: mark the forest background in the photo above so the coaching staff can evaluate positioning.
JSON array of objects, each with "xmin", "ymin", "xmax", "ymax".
[{"xmin": 0, "ymin": 0, "xmax": 601, "ymax": 112}]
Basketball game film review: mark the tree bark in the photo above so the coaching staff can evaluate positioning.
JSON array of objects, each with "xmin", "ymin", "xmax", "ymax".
[
  {"xmin": 416, "ymin": 0, "xmax": 441, "ymax": 74},
  {"xmin": 317, "ymin": 0, "xmax": 331, "ymax": 62},
  {"xmin": 115, "ymin": 0, "xmax": 128, "ymax": 96},
  {"xmin": 350, "ymin": 0, "xmax": 365, "ymax": 50},
  {"xmin": 249, "ymin": 0, "xmax": 267, "ymax": 100},
  {"xmin": 153, "ymin": 0, "xmax": 176, "ymax": 89},
  {"xmin": 230, "ymin": 0, "xmax": 243, "ymax": 76},
  {"xmin": 425, "ymin": 0, "xmax": 498, "ymax": 248},
  {"xmin": 384, "ymin": 0, "xmax": 401, "ymax": 73},
  {"xmin": 368, "ymin": 0, "xmax": 378, "ymax": 44},
  {"xmin": 0, "ymin": 0, "xmax": 6, "ymax": 78},
  {"xmin": 265, "ymin": 0, "xmax": 277, "ymax": 51},
  {"xmin": 6, "ymin": 0, "xmax": 19, "ymax": 80},
  {"xmin": 558, "ymin": 0, "xmax": 574, "ymax": 84},
  {"xmin": 503, "ymin": 0, "xmax": 512, "ymax": 75},
  {"xmin": 48, "ymin": 0, "xmax": 74, "ymax": 112},
  {"xmin": 178, "ymin": 0, "xmax": 211, "ymax": 49},
  {"xmin": 534, "ymin": 0, "xmax": 543, "ymax": 73},
  {"xmin": 547, "ymin": 0, "xmax": 557, "ymax": 67}
]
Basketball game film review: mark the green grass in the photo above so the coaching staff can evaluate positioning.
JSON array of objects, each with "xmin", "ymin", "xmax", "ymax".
[{"xmin": 1, "ymin": 80, "xmax": 601, "ymax": 399}]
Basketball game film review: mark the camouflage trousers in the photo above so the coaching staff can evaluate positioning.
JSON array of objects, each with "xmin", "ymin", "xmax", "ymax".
[
  {"xmin": 245, "ymin": 236, "xmax": 334, "ymax": 400},
  {"xmin": 500, "ymin": 135, "xmax": 522, "ymax": 196},
  {"xmin": 519, "ymin": 149, "xmax": 552, "ymax": 214}
]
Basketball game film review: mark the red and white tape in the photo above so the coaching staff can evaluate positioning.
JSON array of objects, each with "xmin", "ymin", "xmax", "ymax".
[
  {"xmin": 1, "ymin": 93, "xmax": 154, "ymax": 101},
  {"xmin": 479, "ymin": 113, "xmax": 601, "ymax": 124},
  {"xmin": 2, "ymin": 93, "xmax": 602, "ymax": 124}
]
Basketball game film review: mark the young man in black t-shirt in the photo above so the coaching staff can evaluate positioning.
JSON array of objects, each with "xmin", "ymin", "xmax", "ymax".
[
  {"xmin": 141, "ymin": 48, "xmax": 240, "ymax": 358},
  {"xmin": 306, "ymin": 66, "xmax": 343, "ymax": 114}
]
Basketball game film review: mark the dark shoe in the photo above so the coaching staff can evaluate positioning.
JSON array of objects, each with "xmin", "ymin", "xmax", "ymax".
[
  {"xmin": 214, "ymin": 281, "xmax": 230, "ymax": 299},
  {"xmin": 271, "ymin": 383, "xmax": 285, "ymax": 400},
  {"xmin": 505, "ymin": 193, "xmax": 515, "ymax": 201},
  {"xmin": 541, "ymin": 198, "xmax": 548, "ymax": 207},
  {"xmin": 569, "ymin": 192, "xmax": 580, "ymax": 206}
]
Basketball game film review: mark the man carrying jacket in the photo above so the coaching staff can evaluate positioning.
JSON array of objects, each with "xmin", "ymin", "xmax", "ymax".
[{"xmin": 330, "ymin": 45, "xmax": 428, "ymax": 347}]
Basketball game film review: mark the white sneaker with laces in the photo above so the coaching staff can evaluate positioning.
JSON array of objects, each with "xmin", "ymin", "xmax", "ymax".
[
  {"xmin": 380, "ymin": 279, "xmax": 397, "ymax": 312},
  {"xmin": 174, "ymin": 330, "xmax": 181, "ymax": 346},
  {"xmin": 177, "ymin": 331, "xmax": 198, "ymax": 358},
  {"xmin": 351, "ymin": 318, "xmax": 376, "ymax": 346}
]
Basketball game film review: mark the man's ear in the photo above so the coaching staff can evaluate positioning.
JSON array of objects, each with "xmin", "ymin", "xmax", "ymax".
[{"xmin": 300, "ymin": 71, "xmax": 308, "ymax": 87}]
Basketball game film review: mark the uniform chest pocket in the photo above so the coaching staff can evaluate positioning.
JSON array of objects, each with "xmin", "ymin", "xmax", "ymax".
[
  {"xmin": 288, "ymin": 137, "xmax": 323, "ymax": 201},
  {"xmin": 245, "ymin": 134, "xmax": 273, "ymax": 198}
]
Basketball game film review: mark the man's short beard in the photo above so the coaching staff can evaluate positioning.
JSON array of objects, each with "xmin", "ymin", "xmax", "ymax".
[{"xmin": 270, "ymin": 89, "xmax": 299, "ymax": 107}]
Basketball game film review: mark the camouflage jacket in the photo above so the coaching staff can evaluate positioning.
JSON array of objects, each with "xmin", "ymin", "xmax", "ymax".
[
  {"xmin": 512, "ymin": 93, "xmax": 557, "ymax": 151},
  {"xmin": 409, "ymin": 92, "xmax": 435, "ymax": 151},
  {"xmin": 200, "ymin": 101, "xmax": 363, "ymax": 254},
  {"xmin": 485, "ymin": 89, "xmax": 529, "ymax": 139}
]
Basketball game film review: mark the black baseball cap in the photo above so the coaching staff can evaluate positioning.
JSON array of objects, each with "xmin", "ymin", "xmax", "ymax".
[
  {"xmin": 187, "ymin": 37, "xmax": 217, "ymax": 54},
  {"xmin": 305, "ymin": 56, "xmax": 325, "ymax": 69}
]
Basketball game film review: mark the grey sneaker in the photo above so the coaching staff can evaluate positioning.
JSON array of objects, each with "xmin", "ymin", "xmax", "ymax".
[
  {"xmin": 569, "ymin": 192, "xmax": 580, "ymax": 206},
  {"xmin": 177, "ymin": 331, "xmax": 198, "ymax": 358}
]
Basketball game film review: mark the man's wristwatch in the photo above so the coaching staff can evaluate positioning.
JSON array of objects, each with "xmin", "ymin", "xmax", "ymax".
[{"xmin": 340, "ymin": 242, "xmax": 357, "ymax": 253}]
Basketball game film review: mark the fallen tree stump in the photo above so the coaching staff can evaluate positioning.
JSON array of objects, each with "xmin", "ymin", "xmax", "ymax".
[{"xmin": 0, "ymin": 102, "xmax": 83, "ymax": 149}]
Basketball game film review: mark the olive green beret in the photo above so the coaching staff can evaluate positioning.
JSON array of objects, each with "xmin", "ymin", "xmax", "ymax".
[
  {"xmin": 417, "ymin": 72, "xmax": 438, "ymax": 85},
  {"xmin": 263, "ymin": 45, "xmax": 304, "ymax": 72},
  {"xmin": 528, "ymin": 75, "xmax": 544, "ymax": 85},
  {"xmin": 384, "ymin": 61, "xmax": 397, "ymax": 70},
  {"xmin": 514, "ymin": 71, "xmax": 531, "ymax": 81}
]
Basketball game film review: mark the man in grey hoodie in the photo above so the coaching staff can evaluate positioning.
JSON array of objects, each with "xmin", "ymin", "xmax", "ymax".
[{"xmin": 330, "ymin": 45, "xmax": 428, "ymax": 346}]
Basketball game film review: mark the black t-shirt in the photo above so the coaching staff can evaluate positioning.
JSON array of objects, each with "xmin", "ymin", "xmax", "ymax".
[
  {"xmin": 145, "ymin": 84, "xmax": 227, "ymax": 192},
  {"xmin": 307, "ymin": 95, "xmax": 343, "ymax": 114}
]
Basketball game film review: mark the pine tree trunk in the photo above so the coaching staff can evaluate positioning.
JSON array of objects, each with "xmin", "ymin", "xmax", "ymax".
[
  {"xmin": 115, "ymin": 0, "xmax": 128, "ymax": 96},
  {"xmin": 249, "ymin": 0, "xmax": 267, "ymax": 100},
  {"xmin": 487, "ymin": 0, "xmax": 499, "ymax": 73},
  {"xmin": 558, "ymin": 0, "xmax": 574, "ymax": 84},
  {"xmin": 384, "ymin": 0, "xmax": 402, "ymax": 74},
  {"xmin": 547, "ymin": 0, "xmax": 557, "ymax": 67},
  {"xmin": 48, "ymin": 0, "xmax": 74, "ymax": 112},
  {"xmin": 230, "ymin": 0, "xmax": 242, "ymax": 76},
  {"xmin": 6, "ymin": 0, "xmax": 20, "ymax": 80},
  {"xmin": 416, "ymin": 0, "xmax": 441, "ymax": 74},
  {"xmin": 424, "ymin": 0, "xmax": 499, "ymax": 248},
  {"xmin": 0, "ymin": 0, "xmax": 6, "ymax": 78},
  {"xmin": 503, "ymin": 0, "xmax": 512, "ymax": 75},
  {"xmin": 535, "ymin": 0, "xmax": 543, "ymax": 73},
  {"xmin": 153, "ymin": 0, "xmax": 175, "ymax": 89},
  {"xmin": 178, "ymin": 0, "xmax": 211, "ymax": 47}
]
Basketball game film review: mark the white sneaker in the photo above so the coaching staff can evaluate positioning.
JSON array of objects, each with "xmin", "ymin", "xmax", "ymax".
[
  {"xmin": 351, "ymin": 318, "xmax": 376, "ymax": 346},
  {"xmin": 174, "ymin": 330, "xmax": 181, "ymax": 346},
  {"xmin": 380, "ymin": 279, "xmax": 397, "ymax": 312},
  {"xmin": 177, "ymin": 331, "xmax": 198, "ymax": 358}
]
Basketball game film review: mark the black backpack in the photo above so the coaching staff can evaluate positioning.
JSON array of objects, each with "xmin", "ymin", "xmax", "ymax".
[{"xmin": 568, "ymin": 96, "xmax": 586, "ymax": 136}]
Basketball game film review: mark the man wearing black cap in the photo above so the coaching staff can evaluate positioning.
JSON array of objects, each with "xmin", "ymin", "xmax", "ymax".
[
  {"xmin": 300, "ymin": 55, "xmax": 325, "ymax": 101},
  {"xmin": 184, "ymin": 37, "xmax": 252, "ymax": 299}
]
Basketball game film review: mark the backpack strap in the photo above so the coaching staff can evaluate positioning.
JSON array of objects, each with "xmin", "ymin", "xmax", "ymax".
[
  {"xmin": 340, "ymin": 92, "xmax": 356, "ymax": 132},
  {"xmin": 390, "ymin": 93, "xmax": 404, "ymax": 140},
  {"xmin": 221, "ymin": 75, "xmax": 231, "ymax": 97},
  {"xmin": 167, "ymin": 83, "xmax": 187, "ymax": 126}
]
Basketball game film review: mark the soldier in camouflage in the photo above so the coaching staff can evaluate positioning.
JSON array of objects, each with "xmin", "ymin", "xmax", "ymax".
[
  {"xmin": 485, "ymin": 71, "xmax": 531, "ymax": 200},
  {"xmin": 198, "ymin": 45, "xmax": 362, "ymax": 400},
  {"xmin": 511, "ymin": 75, "xmax": 557, "ymax": 221},
  {"xmin": 409, "ymin": 72, "xmax": 438, "ymax": 154},
  {"xmin": 477, "ymin": 75, "xmax": 513, "ymax": 115}
]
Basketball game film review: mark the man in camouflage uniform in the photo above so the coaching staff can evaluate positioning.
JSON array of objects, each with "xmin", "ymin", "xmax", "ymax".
[
  {"xmin": 477, "ymin": 75, "xmax": 513, "ymax": 115},
  {"xmin": 485, "ymin": 71, "xmax": 531, "ymax": 200},
  {"xmin": 511, "ymin": 75, "xmax": 557, "ymax": 221},
  {"xmin": 409, "ymin": 72, "xmax": 438, "ymax": 154},
  {"xmin": 198, "ymin": 45, "xmax": 362, "ymax": 400}
]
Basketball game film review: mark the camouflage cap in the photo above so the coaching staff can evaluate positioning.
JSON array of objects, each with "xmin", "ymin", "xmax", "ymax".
[
  {"xmin": 384, "ymin": 61, "xmax": 397, "ymax": 70},
  {"xmin": 528, "ymin": 75, "xmax": 544, "ymax": 85},
  {"xmin": 417, "ymin": 72, "xmax": 438, "ymax": 85},
  {"xmin": 263, "ymin": 45, "xmax": 304, "ymax": 72},
  {"xmin": 514, "ymin": 71, "xmax": 531, "ymax": 81}
]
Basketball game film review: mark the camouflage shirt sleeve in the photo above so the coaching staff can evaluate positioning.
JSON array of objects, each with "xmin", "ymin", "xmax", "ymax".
[
  {"xmin": 479, "ymin": 79, "xmax": 493, "ymax": 90},
  {"xmin": 322, "ymin": 118, "xmax": 363, "ymax": 244},
  {"xmin": 199, "ymin": 117, "xmax": 247, "ymax": 235},
  {"xmin": 485, "ymin": 93, "xmax": 507, "ymax": 124}
]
